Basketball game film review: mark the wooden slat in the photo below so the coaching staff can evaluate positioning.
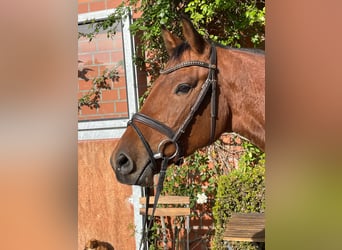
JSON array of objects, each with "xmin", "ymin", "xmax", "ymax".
[
  {"xmin": 139, "ymin": 207, "xmax": 191, "ymax": 216},
  {"xmin": 139, "ymin": 196, "xmax": 190, "ymax": 205},
  {"xmin": 223, "ymin": 213, "xmax": 265, "ymax": 242},
  {"xmin": 139, "ymin": 196, "xmax": 190, "ymax": 217}
]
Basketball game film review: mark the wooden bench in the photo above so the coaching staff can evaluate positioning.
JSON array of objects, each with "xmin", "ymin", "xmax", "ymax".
[
  {"xmin": 223, "ymin": 213, "xmax": 265, "ymax": 242},
  {"xmin": 139, "ymin": 195, "xmax": 190, "ymax": 216}
]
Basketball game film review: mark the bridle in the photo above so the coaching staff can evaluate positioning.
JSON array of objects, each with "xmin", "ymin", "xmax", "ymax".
[
  {"xmin": 128, "ymin": 44, "xmax": 218, "ymax": 178},
  {"xmin": 127, "ymin": 44, "xmax": 218, "ymax": 249}
]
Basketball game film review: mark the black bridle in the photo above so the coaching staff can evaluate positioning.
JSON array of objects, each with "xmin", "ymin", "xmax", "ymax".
[{"xmin": 128, "ymin": 44, "xmax": 218, "ymax": 249}]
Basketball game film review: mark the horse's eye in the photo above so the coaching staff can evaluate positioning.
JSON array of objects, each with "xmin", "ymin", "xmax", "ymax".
[{"xmin": 175, "ymin": 83, "xmax": 192, "ymax": 95}]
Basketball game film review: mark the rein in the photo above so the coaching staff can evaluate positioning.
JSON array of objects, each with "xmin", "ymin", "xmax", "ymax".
[{"xmin": 128, "ymin": 44, "xmax": 218, "ymax": 249}]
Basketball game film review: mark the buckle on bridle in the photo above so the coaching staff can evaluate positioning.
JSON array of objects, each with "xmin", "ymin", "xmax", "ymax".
[
  {"xmin": 209, "ymin": 64, "xmax": 217, "ymax": 69},
  {"xmin": 154, "ymin": 139, "xmax": 179, "ymax": 160}
]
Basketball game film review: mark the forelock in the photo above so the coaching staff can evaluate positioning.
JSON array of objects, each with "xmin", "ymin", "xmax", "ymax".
[{"xmin": 171, "ymin": 42, "xmax": 190, "ymax": 59}]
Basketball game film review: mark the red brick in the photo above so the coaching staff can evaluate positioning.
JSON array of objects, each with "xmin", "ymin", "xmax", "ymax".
[
  {"xmin": 115, "ymin": 101, "xmax": 128, "ymax": 113},
  {"xmin": 111, "ymin": 51, "xmax": 123, "ymax": 64},
  {"xmin": 78, "ymin": 3, "xmax": 89, "ymax": 13},
  {"xmin": 89, "ymin": 1, "xmax": 105, "ymax": 11},
  {"xmin": 106, "ymin": 0, "xmax": 122, "ymax": 9},
  {"xmin": 113, "ymin": 36, "xmax": 123, "ymax": 49},
  {"xmin": 78, "ymin": 54, "xmax": 93, "ymax": 65},
  {"xmin": 97, "ymin": 39, "xmax": 114, "ymax": 51},
  {"xmin": 78, "ymin": 79, "xmax": 93, "ymax": 91},
  {"xmin": 81, "ymin": 105, "xmax": 98, "ymax": 115},
  {"xmin": 94, "ymin": 52, "xmax": 111, "ymax": 64},
  {"xmin": 133, "ymin": 12, "xmax": 142, "ymax": 19},
  {"xmin": 113, "ymin": 77, "xmax": 126, "ymax": 88},
  {"xmin": 119, "ymin": 88, "xmax": 127, "ymax": 100},
  {"xmin": 97, "ymin": 102, "xmax": 115, "ymax": 114},
  {"xmin": 102, "ymin": 89, "xmax": 118, "ymax": 101},
  {"xmin": 79, "ymin": 41, "xmax": 97, "ymax": 53}
]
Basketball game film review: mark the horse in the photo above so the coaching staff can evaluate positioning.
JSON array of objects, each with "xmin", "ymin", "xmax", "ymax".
[{"xmin": 110, "ymin": 17, "xmax": 265, "ymax": 186}]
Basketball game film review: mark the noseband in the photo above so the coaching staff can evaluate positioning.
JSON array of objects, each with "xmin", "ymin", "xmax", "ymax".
[{"xmin": 128, "ymin": 44, "xmax": 218, "ymax": 180}]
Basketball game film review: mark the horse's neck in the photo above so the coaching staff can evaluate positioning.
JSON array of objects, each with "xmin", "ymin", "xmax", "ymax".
[{"xmin": 217, "ymin": 47, "xmax": 265, "ymax": 151}]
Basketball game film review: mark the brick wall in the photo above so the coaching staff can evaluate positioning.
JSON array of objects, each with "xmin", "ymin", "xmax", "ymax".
[
  {"xmin": 78, "ymin": 0, "xmax": 123, "ymax": 14},
  {"xmin": 78, "ymin": 0, "xmax": 146, "ymax": 121}
]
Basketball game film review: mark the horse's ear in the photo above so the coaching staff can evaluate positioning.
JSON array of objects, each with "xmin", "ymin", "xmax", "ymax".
[
  {"xmin": 181, "ymin": 17, "xmax": 207, "ymax": 54},
  {"xmin": 162, "ymin": 28, "xmax": 183, "ymax": 56}
]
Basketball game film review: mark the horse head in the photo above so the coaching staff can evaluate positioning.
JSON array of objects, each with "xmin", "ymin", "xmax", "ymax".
[{"xmin": 110, "ymin": 18, "xmax": 265, "ymax": 186}]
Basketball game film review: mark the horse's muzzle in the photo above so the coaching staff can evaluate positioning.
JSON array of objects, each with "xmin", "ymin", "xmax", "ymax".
[{"xmin": 110, "ymin": 152, "xmax": 154, "ymax": 186}]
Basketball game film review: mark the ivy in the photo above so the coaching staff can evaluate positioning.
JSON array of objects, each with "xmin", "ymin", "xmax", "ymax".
[{"xmin": 185, "ymin": 0, "xmax": 265, "ymax": 47}]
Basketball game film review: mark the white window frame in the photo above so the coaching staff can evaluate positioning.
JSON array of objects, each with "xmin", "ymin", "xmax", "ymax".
[{"xmin": 78, "ymin": 9, "xmax": 139, "ymax": 140}]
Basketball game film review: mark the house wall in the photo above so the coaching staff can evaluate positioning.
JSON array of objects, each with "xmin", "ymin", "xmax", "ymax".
[{"xmin": 78, "ymin": 140, "xmax": 136, "ymax": 250}]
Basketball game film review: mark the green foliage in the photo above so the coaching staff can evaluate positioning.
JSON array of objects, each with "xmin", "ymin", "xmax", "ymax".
[
  {"xmin": 128, "ymin": 0, "xmax": 182, "ymax": 82},
  {"xmin": 147, "ymin": 222, "xmax": 163, "ymax": 250},
  {"xmin": 129, "ymin": 0, "xmax": 264, "ymax": 83},
  {"xmin": 185, "ymin": 0, "xmax": 265, "ymax": 48},
  {"xmin": 155, "ymin": 150, "xmax": 221, "ymax": 248},
  {"xmin": 239, "ymin": 140, "xmax": 265, "ymax": 170},
  {"xmin": 162, "ymin": 150, "xmax": 221, "ymax": 209},
  {"xmin": 212, "ymin": 142, "xmax": 265, "ymax": 250}
]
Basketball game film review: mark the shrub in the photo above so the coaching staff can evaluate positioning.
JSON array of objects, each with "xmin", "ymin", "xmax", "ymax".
[{"xmin": 212, "ymin": 142, "xmax": 265, "ymax": 249}]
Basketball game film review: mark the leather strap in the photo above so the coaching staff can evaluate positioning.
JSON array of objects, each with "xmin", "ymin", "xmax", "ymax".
[
  {"xmin": 160, "ymin": 60, "xmax": 216, "ymax": 74},
  {"xmin": 132, "ymin": 113, "xmax": 175, "ymax": 139}
]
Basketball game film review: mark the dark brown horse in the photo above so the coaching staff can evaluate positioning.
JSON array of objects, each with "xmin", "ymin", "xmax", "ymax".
[{"xmin": 110, "ymin": 18, "xmax": 264, "ymax": 186}]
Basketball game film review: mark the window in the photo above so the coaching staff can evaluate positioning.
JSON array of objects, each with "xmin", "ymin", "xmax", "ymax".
[{"xmin": 78, "ymin": 10, "xmax": 138, "ymax": 140}]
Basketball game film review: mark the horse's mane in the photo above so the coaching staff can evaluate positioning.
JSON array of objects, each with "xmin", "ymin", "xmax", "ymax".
[
  {"xmin": 229, "ymin": 47, "xmax": 265, "ymax": 55},
  {"xmin": 215, "ymin": 43, "xmax": 265, "ymax": 55},
  {"xmin": 171, "ymin": 41, "xmax": 264, "ymax": 60}
]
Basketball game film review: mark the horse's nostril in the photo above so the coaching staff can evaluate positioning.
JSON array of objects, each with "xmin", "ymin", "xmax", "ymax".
[
  {"xmin": 116, "ymin": 153, "xmax": 133, "ymax": 175},
  {"xmin": 118, "ymin": 154, "xmax": 129, "ymax": 166}
]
